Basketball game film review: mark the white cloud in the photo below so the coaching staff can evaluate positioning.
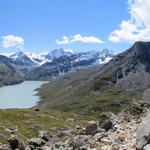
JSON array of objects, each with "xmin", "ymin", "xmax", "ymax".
[
  {"xmin": 56, "ymin": 34, "xmax": 104, "ymax": 44},
  {"xmin": 56, "ymin": 36, "xmax": 69, "ymax": 44},
  {"xmin": 109, "ymin": 0, "xmax": 150, "ymax": 43},
  {"xmin": 2, "ymin": 35, "xmax": 24, "ymax": 48}
]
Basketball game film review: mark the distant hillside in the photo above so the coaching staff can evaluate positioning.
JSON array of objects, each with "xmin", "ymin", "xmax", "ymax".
[
  {"xmin": 37, "ymin": 41, "xmax": 150, "ymax": 114},
  {"xmin": 0, "ymin": 55, "xmax": 24, "ymax": 86},
  {"xmin": 37, "ymin": 67, "xmax": 141, "ymax": 115}
]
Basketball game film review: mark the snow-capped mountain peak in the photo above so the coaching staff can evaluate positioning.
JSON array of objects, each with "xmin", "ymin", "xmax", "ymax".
[
  {"xmin": 45, "ymin": 48, "xmax": 75, "ymax": 60},
  {"xmin": 25, "ymin": 51, "xmax": 49, "ymax": 65},
  {"xmin": 1, "ymin": 48, "xmax": 116, "ymax": 67},
  {"xmin": 6, "ymin": 51, "xmax": 36, "ymax": 66},
  {"xmin": 63, "ymin": 48, "xmax": 75, "ymax": 54},
  {"xmin": 10, "ymin": 51, "xmax": 26, "ymax": 59},
  {"xmin": 98, "ymin": 49, "xmax": 116, "ymax": 64}
]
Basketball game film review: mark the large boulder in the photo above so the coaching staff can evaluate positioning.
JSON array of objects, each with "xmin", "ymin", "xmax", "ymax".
[
  {"xmin": 8, "ymin": 136, "xmax": 25, "ymax": 150},
  {"xmin": 100, "ymin": 120, "xmax": 113, "ymax": 131},
  {"xmin": 85, "ymin": 121, "xmax": 98, "ymax": 135},
  {"xmin": 99, "ymin": 112, "xmax": 115, "ymax": 125},
  {"xmin": 136, "ymin": 112, "xmax": 150, "ymax": 150},
  {"xmin": 99, "ymin": 112, "xmax": 114, "ymax": 131},
  {"xmin": 99, "ymin": 112, "xmax": 112, "ymax": 123}
]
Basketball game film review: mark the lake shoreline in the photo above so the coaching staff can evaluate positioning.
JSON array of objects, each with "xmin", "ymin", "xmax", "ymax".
[{"xmin": 0, "ymin": 81, "xmax": 48, "ymax": 109}]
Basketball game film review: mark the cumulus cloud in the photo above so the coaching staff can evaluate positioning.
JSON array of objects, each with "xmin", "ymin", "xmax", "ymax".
[
  {"xmin": 2, "ymin": 35, "xmax": 24, "ymax": 48},
  {"xmin": 56, "ymin": 36, "xmax": 70, "ymax": 44},
  {"xmin": 109, "ymin": 0, "xmax": 150, "ymax": 43},
  {"xmin": 56, "ymin": 34, "xmax": 104, "ymax": 44}
]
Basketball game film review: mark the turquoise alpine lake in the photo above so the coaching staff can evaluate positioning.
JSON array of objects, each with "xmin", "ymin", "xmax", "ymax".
[{"xmin": 0, "ymin": 81, "xmax": 48, "ymax": 109}]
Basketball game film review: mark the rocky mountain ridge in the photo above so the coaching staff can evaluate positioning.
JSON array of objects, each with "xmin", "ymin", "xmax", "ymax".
[{"xmin": 92, "ymin": 41, "xmax": 150, "ymax": 91}]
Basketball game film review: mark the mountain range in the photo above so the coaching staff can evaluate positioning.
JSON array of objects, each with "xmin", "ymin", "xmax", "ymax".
[
  {"xmin": 37, "ymin": 41, "xmax": 150, "ymax": 114},
  {"xmin": 0, "ymin": 48, "xmax": 116, "ymax": 80},
  {"xmin": 2, "ymin": 48, "xmax": 116, "ymax": 67}
]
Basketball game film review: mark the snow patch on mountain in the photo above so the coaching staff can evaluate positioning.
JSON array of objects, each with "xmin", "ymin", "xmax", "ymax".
[
  {"xmin": 25, "ymin": 51, "xmax": 50, "ymax": 65},
  {"xmin": 1, "ymin": 48, "xmax": 116, "ymax": 66}
]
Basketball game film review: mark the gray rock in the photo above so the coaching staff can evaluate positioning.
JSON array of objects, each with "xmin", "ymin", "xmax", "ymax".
[
  {"xmin": 25, "ymin": 146, "xmax": 31, "ymax": 150},
  {"xmin": 28, "ymin": 138, "xmax": 45, "ymax": 147},
  {"xmin": 85, "ymin": 121, "xmax": 98, "ymax": 135},
  {"xmin": 99, "ymin": 112, "xmax": 114, "ymax": 124},
  {"xmin": 80, "ymin": 145, "xmax": 87, "ymax": 150},
  {"xmin": 39, "ymin": 130, "xmax": 52, "ymax": 141},
  {"xmin": 28, "ymin": 145, "xmax": 35, "ymax": 150},
  {"xmin": 0, "ymin": 144, "xmax": 12, "ymax": 150},
  {"xmin": 75, "ymin": 130, "xmax": 85, "ymax": 136},
  {"xmin": 143, "ymin": 144, "xmax": 150, "ymax": 150},
  {"xmin": 92, "ymin": 133, "xmax": 103, "ymax": 141},
  {"xmin": 113, "ymin": 124, "xmax": 122, "ymax": 131},
  {"xmin": 55, "ymin": 142, "xmax": 63, "ymax": 149},
  {"xmin": 100, "ymin": 120, "xmax": 113, "ymax": 131},
  {"xmin": 41, "ymin": 145, "xmax": 52, "ymax": 150},
  {"xmin": 136, "ymin": 112, "xmax": 150, "ymax": 150},
  {"xmin": 76, "ymin": 125, "xmax": 82, "ymax": 130},
  {"xmin": 55, "ymin": 130, "xmax": 70, "ymax": 138},
  {"xmin": 69, "ymin": 135, "xmax": 88, "ymax": 149}
]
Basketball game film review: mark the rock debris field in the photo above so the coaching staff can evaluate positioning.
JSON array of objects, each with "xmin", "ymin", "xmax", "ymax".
[{"xmin": 0, "ymin": 102, "xmax": 150, "ymax": 150}]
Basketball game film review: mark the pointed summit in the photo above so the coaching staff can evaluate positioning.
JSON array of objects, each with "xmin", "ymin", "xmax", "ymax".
[
  {"xmin": 9, "ymin": 51, "xmax": 36, "ymax": 66},
  {"xmin": 45, "ymin": 48, "xmax": 74, "ymax": 60}
]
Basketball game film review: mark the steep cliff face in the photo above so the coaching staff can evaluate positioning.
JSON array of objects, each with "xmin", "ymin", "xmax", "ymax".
[{"xmin": 93, "ymin": 41, "xmax": 150, "ymax": 90}]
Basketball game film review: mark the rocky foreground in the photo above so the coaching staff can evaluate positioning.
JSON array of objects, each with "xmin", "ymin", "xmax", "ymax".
[{"xmin": 0, "ymin": 102, "xmax": 150, "ymax": 150}]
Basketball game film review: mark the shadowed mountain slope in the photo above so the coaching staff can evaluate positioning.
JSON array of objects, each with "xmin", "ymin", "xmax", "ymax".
[
  {"xmin": 0, "ymin": 55, "xmax": 24, "ymax": 86},
  {"xmin": 93, "ymin": 41, "xmax": 150, "ymax": 91},
  {"xmin": 26, "ymin": 55, "xmax": 99, "ymax": 80},
  {"xmin": 37, "ymin": 41, "xmax": 150, "ymax": 114}
]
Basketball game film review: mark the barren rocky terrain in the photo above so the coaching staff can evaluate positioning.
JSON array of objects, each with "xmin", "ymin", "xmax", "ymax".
[{"xmin": 0, "ymin": 102, "xmax": 150, "ymax": 150}]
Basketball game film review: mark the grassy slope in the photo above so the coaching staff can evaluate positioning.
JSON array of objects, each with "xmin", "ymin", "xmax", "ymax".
[
  {"xmin": 0, "ymin": 108, "xmax": 92, "ymax": 144},
  {"xmin": 37, "ymin": 66, "xmax": 142, "ymax": 115}
]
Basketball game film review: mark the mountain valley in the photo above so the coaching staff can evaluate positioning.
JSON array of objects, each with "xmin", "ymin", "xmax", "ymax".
[
  {"xmin": 1, "ymin": 42, "xmax": 150, "ymax": 150},
  {"xmin": 35, "ymin": 41, "xmax": 150, "ymax": 115}
]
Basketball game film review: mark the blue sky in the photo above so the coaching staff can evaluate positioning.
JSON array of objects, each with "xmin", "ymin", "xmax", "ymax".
[{"xmin": 0, "ymin": 0, "xmax": 149, "ymax": 53}]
